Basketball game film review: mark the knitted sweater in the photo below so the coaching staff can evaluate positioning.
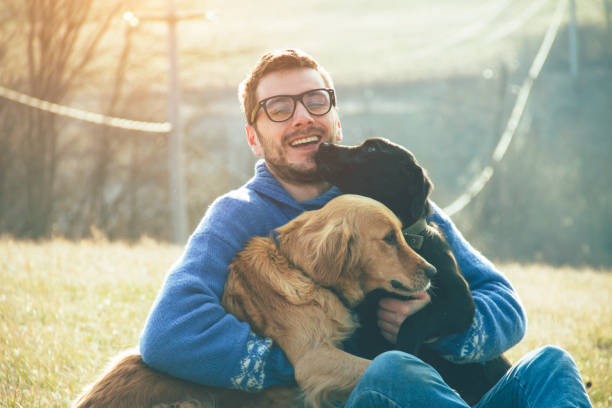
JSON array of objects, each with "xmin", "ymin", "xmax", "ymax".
[{"xmin": 140, "ymin": 160, "xmax": 526, "ymax": 391}]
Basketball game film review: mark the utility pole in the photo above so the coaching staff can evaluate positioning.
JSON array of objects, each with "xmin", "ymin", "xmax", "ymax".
[
  {"xmin": 569, "ymin": 0, "xmax": 579, "ymax": 77},
  {"xmin": 604, "ymin": 0, "xmax": 611, "ymax": 32},
  {"xmin": 166, "ymin": 0, "xmax": 187, "ymax": 244},
  {"xmin": 124, "ymin": 3, "xmax": 215, "ymax": 244}
]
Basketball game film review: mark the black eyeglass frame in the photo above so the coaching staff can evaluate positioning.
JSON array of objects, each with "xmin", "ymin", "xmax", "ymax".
[{"xmin": 250, "ymin": 88, "xmax": 336, "ymax": 124}]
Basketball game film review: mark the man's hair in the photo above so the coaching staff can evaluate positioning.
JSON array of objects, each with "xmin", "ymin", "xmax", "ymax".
[{"xmin": 238, "ymin": 49, "xmax": 335, "ymax": 125}]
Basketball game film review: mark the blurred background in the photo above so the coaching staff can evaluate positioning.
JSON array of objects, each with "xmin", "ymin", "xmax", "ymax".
[{"xmin": 0, "ymin": 0, "xmax": 610, "ymax": 266}]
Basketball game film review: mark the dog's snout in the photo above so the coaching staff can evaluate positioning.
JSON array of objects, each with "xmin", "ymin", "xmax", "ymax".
[{"xmin": 424, "ymin": 264, "xmax": 437, "ymax": 279}]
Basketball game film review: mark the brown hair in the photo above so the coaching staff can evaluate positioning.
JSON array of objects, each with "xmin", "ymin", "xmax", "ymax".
[{"xmin": 238, "ymin": 49, "xmax": 335, "ymax": 125}]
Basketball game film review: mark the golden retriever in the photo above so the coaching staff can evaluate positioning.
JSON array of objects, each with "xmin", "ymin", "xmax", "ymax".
[{"xmin": 74, "ymin": 194, "xmax": 436, "ymax": 408}]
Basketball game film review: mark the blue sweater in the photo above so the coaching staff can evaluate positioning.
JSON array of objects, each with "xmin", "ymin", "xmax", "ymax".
[{"xmin": 140, "ymin": 160, "xmax": 526, "ymax": 391}]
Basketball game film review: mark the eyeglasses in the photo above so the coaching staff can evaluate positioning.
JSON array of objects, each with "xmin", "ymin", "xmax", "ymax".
[{"xmin": 250, "ymin": 88, "xmax": 336, "ymax": 123}]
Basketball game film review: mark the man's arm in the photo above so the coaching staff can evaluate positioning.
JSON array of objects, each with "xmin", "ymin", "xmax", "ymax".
[
  {"xmin": 139, "ymin": 202, "xmax": 295, "ymax": 390},
  {"xmin": 373, "ymin": 203, "xmax": 526, "ymax": 362},
  {"xmin": 423, "ymin": 202, "xmax": 527, "ymax": 362}
]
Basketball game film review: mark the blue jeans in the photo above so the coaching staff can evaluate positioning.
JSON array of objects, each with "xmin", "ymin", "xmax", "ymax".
[{"xmin": 345, "ymin": 346, "xmax": 592, "ymax": 408}]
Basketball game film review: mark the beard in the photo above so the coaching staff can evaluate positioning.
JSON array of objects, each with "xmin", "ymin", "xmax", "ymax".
[
  {"xmin": 265, "ymin": 155, "xmax": 323, "ymax": 184},
  {"xmin": 256, "ymin": 125, "xmax": 336, "ymax": 185}
]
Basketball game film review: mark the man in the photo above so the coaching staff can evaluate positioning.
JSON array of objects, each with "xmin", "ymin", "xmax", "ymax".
[{"xmin": 140, "ymin": 49, "xmax": 592, "ymax": 407}]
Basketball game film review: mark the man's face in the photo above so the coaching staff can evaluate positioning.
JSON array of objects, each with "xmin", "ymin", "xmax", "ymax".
[{"xmin": 246, "ymin": 68, "xmax": 342, "ymax": 184}]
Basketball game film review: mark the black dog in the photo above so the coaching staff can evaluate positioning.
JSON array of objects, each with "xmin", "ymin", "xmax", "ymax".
[{"xmin": 315, "ymin": 137, "xmax": 511, "ymax": 405}]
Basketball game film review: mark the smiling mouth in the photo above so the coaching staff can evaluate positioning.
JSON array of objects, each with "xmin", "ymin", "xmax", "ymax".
[{"xmin": 290, "ymin": 136, "xmax": 320, "ymax": 147}]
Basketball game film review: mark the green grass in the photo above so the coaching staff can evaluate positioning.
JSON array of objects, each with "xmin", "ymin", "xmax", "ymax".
[{"xmin": 1, "ymin": 238, "xmax": 610, "ymax": 407}]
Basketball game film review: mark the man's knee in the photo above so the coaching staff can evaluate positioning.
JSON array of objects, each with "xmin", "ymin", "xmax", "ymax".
[
  {"xmin": 529, "ymin": 345, "xmax": 577, "ymax": 370},
  {"xmin": 367, "ymin": 351, "xmax": 437, "ymax": 384},
  {"xmin": 347, "ymin": 351, "xmax": 464, "ymax": 407},
  {"xmin": 513, "ymin": 344, "xmax": 584, "ymax": 390},
  {"xmin": 504, "ymin": 345, "xmax": 591, "ymax": 406}
]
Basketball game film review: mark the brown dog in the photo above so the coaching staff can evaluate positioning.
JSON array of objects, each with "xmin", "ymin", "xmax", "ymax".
[{"xmin": 74, "ymin": 194, "xmax": 436, "ymax": 408}]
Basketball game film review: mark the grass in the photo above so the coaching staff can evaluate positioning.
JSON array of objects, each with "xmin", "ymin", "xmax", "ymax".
[
  {"xmin": 1, "ymin": 238, "xmax": 611, "ymax": 407},
  {"xmin": 0, "ymin": 238, "xmax": 181, "ymax": 407},
  {"xmin": 502, "ymin": 263, "xmax": 612, "ymax": 405}
]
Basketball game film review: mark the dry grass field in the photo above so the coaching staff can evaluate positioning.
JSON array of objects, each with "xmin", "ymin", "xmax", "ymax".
[
  {"xmin": 0, "ymin": 238, "xmax": 610, "ymax": 407},
  {"xmin": 1, "ymin": 1, "xmax": 609, "ymax": 406}
]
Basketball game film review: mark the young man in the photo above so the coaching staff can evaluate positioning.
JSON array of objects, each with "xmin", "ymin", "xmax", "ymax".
[{"xmin": 140, "ymin": 49, "xmax": 592, "ymax": 407}]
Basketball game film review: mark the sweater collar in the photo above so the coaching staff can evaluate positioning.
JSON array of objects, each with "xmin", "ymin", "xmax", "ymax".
[{"xmin": 248, "ymin": 159, "xmax": 342, "ymax": 211}]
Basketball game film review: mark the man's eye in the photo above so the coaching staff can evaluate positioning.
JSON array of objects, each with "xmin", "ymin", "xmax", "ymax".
[
  {"xmin": 268, "ymin": 105, "xmax": 291, "ymax": 115},
  {"xmin": 265, "ymin": 98, "xmax": 292, "ymax": 114},
  {"xmin": 306, "ymin": 101, "xmax": 326, "ymax": 109},
  {"xmin": 383, "ymin": 232, "xmax": 397, "ymax": 245}
]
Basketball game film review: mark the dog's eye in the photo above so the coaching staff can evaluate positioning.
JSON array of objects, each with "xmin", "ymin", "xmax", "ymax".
[
  {"xmin": 365, "ymin": 145, "xmax": 377, "ymax": 153},
  {"xmin": 383, "ymin": 232, "xmax": 397, "ymax": 246}
]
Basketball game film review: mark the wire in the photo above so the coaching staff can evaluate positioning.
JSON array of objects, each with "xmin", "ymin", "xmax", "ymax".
[
  {"xmin": 443, "ymin": 0, "xmax": 568, "ymax": 216},
  {"xmin": 0, "ymin": 85, "xmax": 171, "ymax": 133}
]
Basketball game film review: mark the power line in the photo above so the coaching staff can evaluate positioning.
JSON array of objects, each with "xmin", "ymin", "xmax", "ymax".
[
  {"xmin": 443, "ymin": 0, "xmax": 568, "ymax": 216},
  {"xmin": 0, "ymin": 85, "xmax": 171, "ymax": 133},
  {"xmin": 1, "ymin": 1, "xmax": 568, "ymax": 221}
]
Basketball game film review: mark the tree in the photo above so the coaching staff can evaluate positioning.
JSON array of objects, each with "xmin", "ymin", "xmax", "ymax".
[{"xmin": 0, "ymin": 0, "xmax": 123, "ymax": 237}]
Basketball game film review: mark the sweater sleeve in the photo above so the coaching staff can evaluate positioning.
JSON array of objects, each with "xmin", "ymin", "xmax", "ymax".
[
  {"xmin": 139, "ymin": 201, "xmax": 295, "ymax": 390},
  {"xmin": 425, "ymin": 202, "xmax": 527, "ymax": 363}
]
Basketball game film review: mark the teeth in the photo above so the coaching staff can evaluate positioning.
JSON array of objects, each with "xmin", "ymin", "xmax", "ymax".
[{"xmin": 290, "ymin": 136, "xmax": 319, "ymax": 147}]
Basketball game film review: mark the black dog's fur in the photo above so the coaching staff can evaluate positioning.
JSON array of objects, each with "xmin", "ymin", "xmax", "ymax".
[{"xmin": 315, "ymin": 137, "xmax": 511, "ymax": 405}]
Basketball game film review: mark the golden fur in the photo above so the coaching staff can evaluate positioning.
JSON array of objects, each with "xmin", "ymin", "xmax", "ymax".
[{"xmin": 74, "ymin": 194, "xmax": 434, "ymax": 408}]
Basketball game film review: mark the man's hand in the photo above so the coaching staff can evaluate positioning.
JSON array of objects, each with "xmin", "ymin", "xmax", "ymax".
[{"xmin": 377, "ymin": 292, "xmax": 431, "ymax": 344}]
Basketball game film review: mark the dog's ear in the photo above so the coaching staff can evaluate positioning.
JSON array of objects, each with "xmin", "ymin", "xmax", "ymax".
[
  {"xmin": 298, "ymin": 216, "xmax": 357, "ymax": 286},
  {"xmin": 410, "ymin": 165, "xmax": 434, "ymax": 220}
]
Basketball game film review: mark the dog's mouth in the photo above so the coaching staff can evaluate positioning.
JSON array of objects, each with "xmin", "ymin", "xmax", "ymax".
[
  {"xmin": 391, "ymin": 279, "xmax": 413, "ymax": 292},
  {"xmin": 366, "ymin": 279, "xmax": 431, "ymax": 302},
  {"xmin": 389, "ymin": 279, "xmax": 431, "ymax": 296}
]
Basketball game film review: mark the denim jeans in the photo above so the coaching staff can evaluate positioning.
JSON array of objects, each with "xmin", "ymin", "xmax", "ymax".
[{"xmin": 345, "ymin": 346, "xmax": 592, "ymax": 408}]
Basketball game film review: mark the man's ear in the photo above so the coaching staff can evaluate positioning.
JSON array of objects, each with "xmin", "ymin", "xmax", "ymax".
[
  {"xmin": 245, "ymin": 124, "xmax": 262, "ymax": 156},
  {"xmin": 336, "ymin": 118, "xmax": 343, "ymax": 143}
]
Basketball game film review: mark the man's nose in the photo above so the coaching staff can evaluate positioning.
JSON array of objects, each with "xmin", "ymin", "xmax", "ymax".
[{"xmin": 291, "ymin": 101, "xmax": 314, "ymax": 126}]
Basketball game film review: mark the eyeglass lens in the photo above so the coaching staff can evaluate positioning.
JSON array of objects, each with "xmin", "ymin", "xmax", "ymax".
[{"xmin": 264, "ymin": 89, "xmax": 331, "ymax": 122}]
